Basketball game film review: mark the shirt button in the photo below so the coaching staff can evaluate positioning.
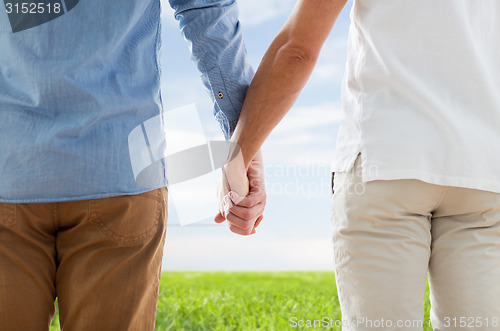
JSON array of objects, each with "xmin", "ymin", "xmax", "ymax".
[{"xmin": 217, "ymin": 92, "xmax": 224, "ymax": 99}]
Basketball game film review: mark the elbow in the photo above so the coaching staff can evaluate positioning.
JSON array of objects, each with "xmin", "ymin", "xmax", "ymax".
[{"xmin": 276, "ymin": 42, "xmax": 319, "ymax": 67}]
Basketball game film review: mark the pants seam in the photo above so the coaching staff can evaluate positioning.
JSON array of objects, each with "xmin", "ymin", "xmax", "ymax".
[
  {"xmin": 52, "ymin": 203, "xmax": 59, "ymax": 232},
  {"xmin": 431, "ymin": 186, "xmax": 449, "ymax": 213}
]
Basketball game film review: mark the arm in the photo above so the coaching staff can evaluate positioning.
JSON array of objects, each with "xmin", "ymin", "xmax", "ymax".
[
  {"xmin": 230, "ymin": 0, "xmax": 347, "ymax": 168},
  {"xmin": 169, "ymin": 0, "xmax": 263, "ymax": 235},
  {"xmin": 168, "ymin": 0, "xmax": 254, "ymax": 140},
  {"xmin": 219, "ymin": 0, "xmax": 346, "ymax": 235}
]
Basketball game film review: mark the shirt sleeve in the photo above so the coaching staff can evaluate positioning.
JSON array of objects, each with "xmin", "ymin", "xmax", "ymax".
[{"xmin": 168, "ymin": 0, "xmax": 255, "ymax": 140}]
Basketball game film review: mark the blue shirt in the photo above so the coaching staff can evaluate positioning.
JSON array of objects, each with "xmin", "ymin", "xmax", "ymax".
[{"xmin": 0, "ymin": 0, "xmax": 254, "ymax": 202}]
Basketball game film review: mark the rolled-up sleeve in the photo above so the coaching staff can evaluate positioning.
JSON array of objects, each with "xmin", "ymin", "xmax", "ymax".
[{"xmin": 168, "ymin": 0, "xmax": 255, "ymax": 139}]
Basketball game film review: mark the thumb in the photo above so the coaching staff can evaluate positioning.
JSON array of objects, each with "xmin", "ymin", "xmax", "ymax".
[
  {"xmin": 253, "ymin": 215, "xmax": 264, "ymax": 229},
  {"xmin": 229, "ymin": 191, "xmax": 244, "ymax": 204}
]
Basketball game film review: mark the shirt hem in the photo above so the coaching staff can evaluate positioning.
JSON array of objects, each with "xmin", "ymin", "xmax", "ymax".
[
  {"xmin": 0, "ymin": 188, "xmax": 163, "ymax": 203},
  {"xmin": 363, "ymin": 170, "xmax": 500, "ymax": 195}
]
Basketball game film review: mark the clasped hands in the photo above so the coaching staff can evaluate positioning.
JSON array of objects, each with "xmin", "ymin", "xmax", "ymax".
[{"xmin": 215, "ymin": 150, "xmax": 266, "ymax": 236}]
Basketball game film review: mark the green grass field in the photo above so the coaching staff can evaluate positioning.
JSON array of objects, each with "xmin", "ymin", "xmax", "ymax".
[{"xmin": 50, "ymin": 272, "xmax": 433, "ymax": 330}]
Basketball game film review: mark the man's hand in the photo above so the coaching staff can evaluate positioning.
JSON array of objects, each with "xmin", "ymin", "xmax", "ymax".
[{"xmin": 215, "ymin": 150, "xmax": 266, "ymax": 236}]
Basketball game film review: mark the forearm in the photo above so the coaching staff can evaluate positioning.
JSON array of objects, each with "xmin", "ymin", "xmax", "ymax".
[
  {"xmin": 231, "ymin": 0, "xmax": 347, "ymax": 168},
  {"xmin": 231, "ymin": 36, "xmax": 319, "ymax": 168}
]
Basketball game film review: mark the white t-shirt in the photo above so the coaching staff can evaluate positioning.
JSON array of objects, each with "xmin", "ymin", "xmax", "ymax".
[{"xmin": 332, "ymin": 0, "xmax": 500, "ymax": 193}]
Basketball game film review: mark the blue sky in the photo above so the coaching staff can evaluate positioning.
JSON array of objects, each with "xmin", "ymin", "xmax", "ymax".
[{"xmin": 160, "ymin": 0, "xmax": 353, "ymax": 271}]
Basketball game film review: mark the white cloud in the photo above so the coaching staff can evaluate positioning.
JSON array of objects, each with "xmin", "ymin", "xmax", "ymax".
[
  {"xmin": 262, "ymin": 140, "xmax": 337, "ymax": 165},
  {"xmin": 161, "ymin": 0, "xmax": 292, "ymax": 27},
  {"xmin": 271, "ymin": 148, "xmax": 336, "ymax": 166},
  {"xmin": 162, "ymin": 232, "xmax": 334, "ymax": 271},
  {"xmin": 260, "ymin": 104, "xmax": 342, "ymax": 165},
  {"xmin": 309, "ymin": 37, "xmax": 349, "ymax": 86},
  {"xmin": 168, "ymin": 171, "xmax": 220, "ymax": 226},
  {"xmin": 312, "ymin": 64, "xmax": 340, "ymax": 83},
  {"xmin": 160, "ymin": 1, "xmax": 178, "ymax": 26},
  {"xmin": 273, "ymin": 104, "xmax": 343, "ymax": 135},
  {"xmin": 238, "ymin": 0, "xmax": 293, "ymax": 26}
]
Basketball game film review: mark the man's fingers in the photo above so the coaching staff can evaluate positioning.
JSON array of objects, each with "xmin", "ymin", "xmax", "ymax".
[
  {"xmin": 216, "ymin": 150, "xmax": 265, "ymax": 236},
  {"xmin": 228, "ymin": 191, "xmax": 244, "ymax": 204},
  {"xmin": 230, "ymin": 190, "xmax": 265, "ymax": 208},
  {"xmin": 226, "ymin": 212, "xmax": 256, "ymax": 232},
  {"xmin": 228, "ymin": 202, "xmax": 264, "ymax": 221},
  {"xmin": 253, "ymin": 215, "xmax": 264, "ymax": 229},
  {"xmin": 214, "ymin": 212, "xmax": 226, "ymax": 223},
  {"xmin": 229, "ymin": 223, "xmax": 254, "ymax": 236}
]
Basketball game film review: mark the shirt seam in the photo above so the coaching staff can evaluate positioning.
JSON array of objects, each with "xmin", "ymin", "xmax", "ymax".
[
  {"xmin": 202, "ymin": 60, "xmax": 231, "ymax": 137},
  {"xmin": 353, "ymin": 3, "xmax": 367, "ymax": 181}
]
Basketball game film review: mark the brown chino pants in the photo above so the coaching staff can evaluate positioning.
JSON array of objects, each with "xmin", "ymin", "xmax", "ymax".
[{"xmin": 0, "ymin": 188, "xmax": 168, "ymax": 331}]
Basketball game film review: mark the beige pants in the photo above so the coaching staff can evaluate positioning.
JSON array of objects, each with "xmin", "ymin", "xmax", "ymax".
[
  {"xmin": 0, "ymin": 188, "xmax": 167, "ymax": 331},
  {"xmin": 332, "ymin": 155, "xmax": 500, "ymax": 330}
]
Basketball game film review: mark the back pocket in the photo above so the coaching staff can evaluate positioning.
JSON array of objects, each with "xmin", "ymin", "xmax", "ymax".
[
  {"xmin": 0, "ymin": 203, "xmax": 16, "ymax": 230},
  {"xmin": 89, "ymin": 189, "xmax": 163, "ymax": 246}
]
